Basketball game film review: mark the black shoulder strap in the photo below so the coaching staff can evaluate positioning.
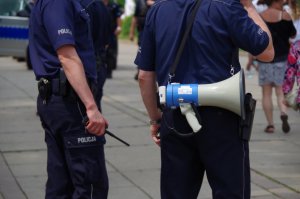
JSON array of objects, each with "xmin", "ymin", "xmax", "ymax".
[{"xmin": 168, "ymin": 0, "xmax": 202, "ymax": 83}]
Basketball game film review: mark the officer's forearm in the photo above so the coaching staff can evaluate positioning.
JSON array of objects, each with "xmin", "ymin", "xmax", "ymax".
[
  {"xmin": 115, "ymin": 17, "xmax": 122, "ymax": 35},
  {"xmin": 57, "ymin": 45, "xmax": 97, "ymax": 111},
  {"xmin": 138, "ymin": 70, "xmax": 161, "ymax": 121},
  {"xmin": 117, "ymin": 17, "xmax": 122, "ymax": 28}
]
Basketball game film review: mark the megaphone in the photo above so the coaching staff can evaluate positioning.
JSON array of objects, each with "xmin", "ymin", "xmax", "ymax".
[{"xmin": 159, "ymin": 69, "xmax": 246, "ymax": 133}]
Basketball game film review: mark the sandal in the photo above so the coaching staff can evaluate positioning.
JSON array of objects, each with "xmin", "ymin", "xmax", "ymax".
[
  {"xmin": 280, "ymin": 114, "xmax": 290, "ymax": 133},
  {"xmin": 264, "ymin": 125, "xmax": 274, "ymax": 133}
]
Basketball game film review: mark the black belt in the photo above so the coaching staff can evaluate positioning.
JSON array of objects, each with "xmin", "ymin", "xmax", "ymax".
[
  {"xmin": 50, "ymin": 78, "xmax": 61, "ymax": 95},
  {"xmin": 38, "ymin": 77, "xmax": 97, "ymax": 102}
]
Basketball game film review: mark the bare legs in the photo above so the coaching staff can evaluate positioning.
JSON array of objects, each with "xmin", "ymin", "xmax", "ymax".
[
  {"xmin": 261, "ymin": 84, "xmax": 290, "ymax": 133},
  {"xmin": 275, "ymin": 85, "xmax": 287, "ymax": 115},
  {"xmin": 262, "ymin": 84, "xmax": 274, "ymax": 127}
]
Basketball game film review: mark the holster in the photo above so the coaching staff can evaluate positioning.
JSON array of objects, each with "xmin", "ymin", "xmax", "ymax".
[
  {"xmin": 38, "ymin": 78, "xmax": 52, "ymax": 101},
  {"xmin": 240, "ymin": 93, "xmax": 256, "ymax": 141}
]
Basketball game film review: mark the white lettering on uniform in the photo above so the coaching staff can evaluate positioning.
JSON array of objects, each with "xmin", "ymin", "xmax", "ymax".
[
  {"xmin": 77, "ymin": 136, "xmax": 97, "ymax": 144},
  {"xmin": 257, "ymin": 28, "xmax": 264, "ymax": 36},
  {"xmin": 58, "ymin": 28, "xmax": 73, "ymax": 36}
]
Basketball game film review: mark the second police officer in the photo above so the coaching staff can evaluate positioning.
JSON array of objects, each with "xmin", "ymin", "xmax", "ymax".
[{"xmin": 135, "ymin": 0, "xmax": 274, "ymax": 198}]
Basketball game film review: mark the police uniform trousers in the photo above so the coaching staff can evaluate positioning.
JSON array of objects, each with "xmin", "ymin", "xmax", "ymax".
[
  {"xmin": 96, "ymin": 61, "xmax": 107, "ymax": 111},
  {"xmin": 37, "ymin": 94, "xmax": 109, "ymax": 199},
  {"xmin": 160, "ymin": 107, "xmax": 250, "ymax": 199},
  {"xmin": 106, "ymin": 36, "xmax": 118, "ymax": 74}
]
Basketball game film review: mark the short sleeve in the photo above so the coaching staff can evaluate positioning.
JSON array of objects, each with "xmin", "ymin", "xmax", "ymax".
[
  {"xmin": 115, "ymin": 4, "xmax": 123, "ymax": 18},
  {"xmin": 228, "ymin": 3, "xmax": 269, "ymax": 56},
  {"xmin": 134, "ymin": 0, "xmax": 140, "ymax": 16},
  {"xmin": 42, "ymin": 0, "xmax": 75, "ymax": 50},
  {"xmin": 134, "ymin": 16, "xmax": 155, "ymax": 71}
]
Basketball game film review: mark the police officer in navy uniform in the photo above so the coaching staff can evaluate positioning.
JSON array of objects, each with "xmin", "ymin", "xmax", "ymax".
[
  {"xmin": 84, "ymin": 0, "xmax": 111, "ymax": 111},
  {"xmin": 130, "ymin": 0, "xmax": 154, "ymax": 80},
  {"xmin": 135, "ymin": 0, "xmax": 274, "ymax": 198},
  {"xmin": 16, "ymin": 0, "xmax": 35, "ymax": 17},
  {"xmin": 129, "ymin": 0, "xmax": 154, "ymax": 47},
  {"xmin": 102, "ymin": 0, "xmax": 123, "ymax": 78},
  {"xmin": 29, "ymin": 0, "xmax": 109, "ymax": 198}
]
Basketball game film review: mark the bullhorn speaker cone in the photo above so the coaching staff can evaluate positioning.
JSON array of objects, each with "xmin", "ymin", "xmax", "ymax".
[{"xmin": 197, "ymin": 69, "xmax": 245, "ymax": 120}]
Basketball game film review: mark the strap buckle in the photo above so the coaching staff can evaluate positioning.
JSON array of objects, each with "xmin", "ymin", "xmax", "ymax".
[{"xmin": 168, "ymin": 73, "xmax": 175, "ymax": 84}]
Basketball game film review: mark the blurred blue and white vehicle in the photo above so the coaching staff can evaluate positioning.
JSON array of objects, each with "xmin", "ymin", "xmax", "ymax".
[{"xmin": 0, "ymin": 0, "xmax": 31, "ymax": 69}]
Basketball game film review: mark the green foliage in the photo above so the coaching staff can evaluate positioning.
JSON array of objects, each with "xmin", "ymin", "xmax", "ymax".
[
  {"xmin": 114, "ymin": 0, "xmax": 125, "ymax": 8},
  {"xmin": 120, "ymin": 15, "xmax": 133, "ymax": 39}
]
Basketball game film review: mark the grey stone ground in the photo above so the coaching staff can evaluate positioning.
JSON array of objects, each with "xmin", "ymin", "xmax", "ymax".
[{"xmin": 0, "ymin": 40, "xmax": 299, "ymax": 199}]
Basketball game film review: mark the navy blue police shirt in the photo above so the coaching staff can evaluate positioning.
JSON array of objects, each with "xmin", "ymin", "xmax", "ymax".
[
  {"xmin": 29, "ymin": 0, "xmax": 97, "ymax": 81},
  {"xmin": 134, "ymin": 0, "xmax": 269, "ymax": 86},
  {"xmin": 84, "ymin": 0, "xmax": 111, "ymax": 53},
  {"xmin": 107, "ymin": 2, "xmax": 123, "ymax": 33}
]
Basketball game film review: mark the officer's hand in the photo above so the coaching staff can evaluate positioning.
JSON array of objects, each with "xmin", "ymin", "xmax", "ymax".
[
  {"xmin": 150, "ymin": 124, "xmax": 160, "ymax": 146},
  {"xmin": 86, "ymin": 109, "xmax": 109, "ymax": 136},
  {"xmin": 115, "ymin": 26, "xmax": 122, "ymax": 36}
]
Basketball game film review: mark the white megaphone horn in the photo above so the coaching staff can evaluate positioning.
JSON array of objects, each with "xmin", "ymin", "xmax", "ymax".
[
  {"xmin": 159, "ymin": 69, "xmax": 246, "ymax": 132},
  {"xmin": 197, "ymin": 69, "xmax": 245, "ymax": 119}
]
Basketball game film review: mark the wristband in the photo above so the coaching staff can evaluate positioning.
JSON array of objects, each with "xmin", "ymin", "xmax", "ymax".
[{"xmin": 149, "ymin": 119, "xmax": 161, "ymax": 125}]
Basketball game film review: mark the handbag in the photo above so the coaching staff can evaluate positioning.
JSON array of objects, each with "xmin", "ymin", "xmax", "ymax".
[{"xmin": 285, "ymin": 81, "xmax": 299, "ymax": 110}]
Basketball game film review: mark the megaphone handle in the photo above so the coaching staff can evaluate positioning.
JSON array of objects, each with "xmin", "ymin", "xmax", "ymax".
[
  {"xmin": 185, "ymin": 111, "xmax": 202, "ymax": 133},
  {"xmin": 180, "ymin": 104, "xmax": 202, "ymax": 133}
]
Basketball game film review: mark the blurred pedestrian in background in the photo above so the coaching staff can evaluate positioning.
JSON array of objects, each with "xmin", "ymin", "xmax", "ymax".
[
  {"xmin": 257, "ymin": 0, "xmax": 296, "ymax": 133},
  {"xmin": 16, "ymin": 0, "xmax": 35, "ymax": 17},
  {"xmin": 282, "ymin": 1, "xmax": 300, "ymax": 112},
  {"xmin": 130, "ymin": 0, "xmax": 154, "ymax": 80},
  {"xmin": 103, "ymin": 0, "xmax": 123, "ymax": 79},
  {"xmin": 283, "ymin": 40, "xmax": 300, "ymax": 112},
  {"xmin": 246, "ymin": 0, "xmax": 291, "ymax": 76},
  {"xmin": 290, "ymin": 0, "xmax": 300, "ymax": 42}
]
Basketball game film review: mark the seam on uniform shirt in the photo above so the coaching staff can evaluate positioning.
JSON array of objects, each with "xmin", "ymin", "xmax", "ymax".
[
  {"xmin": 152, "ymin": 0, "xmax": 169, "ymax": 8},
  {"xmin": 212, "ymin": 0, "xmax": 232, "ymax": 6}
]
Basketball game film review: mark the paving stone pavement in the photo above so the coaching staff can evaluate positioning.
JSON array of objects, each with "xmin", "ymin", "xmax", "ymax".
[{"xmin": 0, "ymin": 40, "xmax": 299, "ymax": 199}]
